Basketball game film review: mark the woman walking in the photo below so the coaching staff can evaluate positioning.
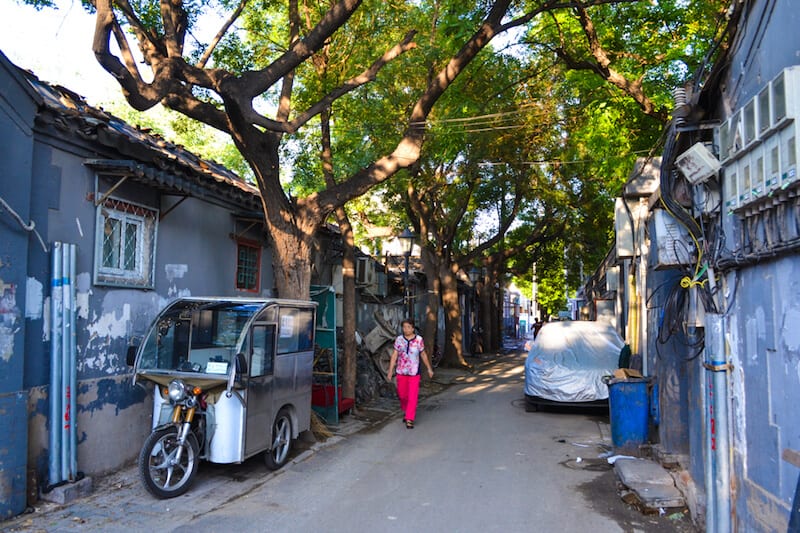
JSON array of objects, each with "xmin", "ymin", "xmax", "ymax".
[{"xmin": 387, "ymin": 319, "xmax": 434, "ymax": 428}]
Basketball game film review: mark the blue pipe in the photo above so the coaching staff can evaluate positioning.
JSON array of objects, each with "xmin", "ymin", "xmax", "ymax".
[
  {"xmin": 707, "ymin": 313, "xmax": 731, "ymax": 531},
  {"xmin": 48, "ymin": 243, "xmax": 62, "ymax": 486},
  {"xmin": 60, "ymin": 243, "xmax": 69, "ymax": 481},
  {"xmin": 68, "ymin": 244, "xmax": 77, "ymax": 479}
]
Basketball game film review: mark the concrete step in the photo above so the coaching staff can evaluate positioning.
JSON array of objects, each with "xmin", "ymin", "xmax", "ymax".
[{"xmin": 614, "ymin": 457, "xmax": 686, "ymax": 509}]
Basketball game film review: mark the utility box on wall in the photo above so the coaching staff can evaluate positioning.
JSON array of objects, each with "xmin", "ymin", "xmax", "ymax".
[
  {"xmin": 615, "ymin": 198, "xmax": 634, "ymax": 258},
  {"xmin": 651, "ymin": 209, "xmax": 693, "ymax": 269}
]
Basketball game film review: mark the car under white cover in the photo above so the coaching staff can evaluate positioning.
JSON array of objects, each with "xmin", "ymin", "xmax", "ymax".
[{"xmin": 524, "ymin": 320, "xmax": 625, "ymax": 407}]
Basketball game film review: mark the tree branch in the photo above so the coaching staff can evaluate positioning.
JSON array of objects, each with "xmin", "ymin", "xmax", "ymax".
[
  {"xmin": 235, "ymin": 0, "xmax": 363, "ymax": 97},
  {"xmin": 310, "ymin": 0, "xmax": 513, "ymax": 220},
  {"xmin": 93, "ymin": 0, "xmax": 163, "ymax": 110},
  {"xmin": 162, "ymin": 86, "xmax": 232, "ymax": 134},
  {"xmin": 197, "ymin": 0, "xmax": 250, "ymax": 68},
  {"xmin": 277, "ymin": 0, "xmax": 301, "ymax": 123},
  {"xmin": 160, "ymin": 0, "xmax": 188, "ymax": 57},
  {"xmin": 554, "ymin": 2, "xmax": 668, "ymax": 122},
  {"xmin": 286, "ymin": 30, "xmax": 417, "ymax": 132}
]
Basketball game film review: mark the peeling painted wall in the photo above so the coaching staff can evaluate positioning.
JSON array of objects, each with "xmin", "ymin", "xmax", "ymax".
[
  {"xmin": 0, "ymin": 51, "xmax": 37, "ymax": 518},
  {"xmin": 17, "ymin": 136, "xmax": 275, "ymax": 489},
  {"xmin": 0, "ymin": 283, "xmax": 20, "ymax": 363},
  {"xmin": 726, "ymin": 259, "xmax": 800, "ymax": 532},
  {"xmin": 4, "ymin": 49, "xmax": 285, "ymax": 514},
  {"xmin": 713, "ymin": 1, "xmax": 800, "ymax": 529}
]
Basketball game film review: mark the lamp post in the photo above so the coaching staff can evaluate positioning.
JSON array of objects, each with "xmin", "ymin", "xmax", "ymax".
[
  {"xmin": 468, "ymin": 267, "xmax": 481, "ymax": 354},
  {"xmin": 399, "ymin": 227, "xmax": 415, "ymax": 320}
]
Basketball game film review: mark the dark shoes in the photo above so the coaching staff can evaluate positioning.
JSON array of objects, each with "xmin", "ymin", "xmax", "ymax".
[{"xmin": 405, "ymin": 419, "xmax": 414, "ymax": 429}]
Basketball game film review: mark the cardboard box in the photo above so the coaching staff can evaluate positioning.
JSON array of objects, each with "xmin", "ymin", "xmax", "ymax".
[{"xmin": 613, "ymin": 368, "xmax": 643, "ymax": 379}]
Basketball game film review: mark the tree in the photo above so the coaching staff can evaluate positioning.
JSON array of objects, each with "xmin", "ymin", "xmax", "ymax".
[
  {"xmin": 85, "ymin": 0, "xmax": 505, "ymax": 299},
  {"xmin": 80, "ymin": 0, "xmax": 652, "ymax": 301}
]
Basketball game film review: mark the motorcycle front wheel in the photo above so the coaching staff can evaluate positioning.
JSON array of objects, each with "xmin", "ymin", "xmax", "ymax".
[{"xmin": 138, "ymin": 425, "xmax": 199, "ymax": 499}]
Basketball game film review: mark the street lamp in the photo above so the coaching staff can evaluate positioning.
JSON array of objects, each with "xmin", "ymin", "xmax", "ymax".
[
  {"xmin": 468, "ymin": 267, "xmax": 481, "ymax": 354},
  {"xmin": 399, "ymin": 227, "xmax": 415, "ymax": 319}
]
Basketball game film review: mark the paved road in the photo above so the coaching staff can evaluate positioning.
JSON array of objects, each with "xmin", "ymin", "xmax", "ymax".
[{"xmin": 2, "ymin": 351, "xmax": 696, "ymax": 532}]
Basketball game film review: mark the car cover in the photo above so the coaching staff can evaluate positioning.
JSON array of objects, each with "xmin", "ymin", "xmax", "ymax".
[{"xmin": 524, "ymin": 320, "xmax": 625, "ymax": 402}]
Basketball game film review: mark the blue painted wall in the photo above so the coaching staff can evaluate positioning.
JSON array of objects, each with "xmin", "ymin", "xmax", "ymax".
[
  {"xmin": 709, "ymin": 1, "xmax": 800, "ymax": 529},
  {"xmin": 0, "ymin": 50, "xmax": 276, "ymax": 513},
  {"xmin": 0, "ymin": 51, "xmax": 38, "ymax": 518}
]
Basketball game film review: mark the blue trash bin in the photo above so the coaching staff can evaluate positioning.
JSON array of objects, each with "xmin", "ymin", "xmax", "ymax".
[{"xmin": 608, "ymin": 378, "xmax": 649, "ymax": 451}]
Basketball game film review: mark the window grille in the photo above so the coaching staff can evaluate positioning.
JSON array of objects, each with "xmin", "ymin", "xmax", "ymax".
[
  {"xmin": 95, "ymin": 197, "xmax": 158, "ymax": 288},
  {"xmin": 236, "ymin": 241, "xmax": 260, "ymax": 292}
]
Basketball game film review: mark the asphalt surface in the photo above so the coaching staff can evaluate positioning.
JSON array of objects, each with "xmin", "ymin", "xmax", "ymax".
[{"xmin": 1, "ymin": 343, "xmax": 697, "ymax": 532}]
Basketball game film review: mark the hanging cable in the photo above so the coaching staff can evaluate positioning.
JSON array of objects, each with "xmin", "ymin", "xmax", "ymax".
[{"xmin": 0, "ymin": 194, "xmax": 47, "ymax": 252}]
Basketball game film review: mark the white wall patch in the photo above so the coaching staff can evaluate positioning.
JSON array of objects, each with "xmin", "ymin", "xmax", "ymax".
[
  {"xmin": 165, "ymin": 264, "xmax": 188, "ymax": 282},
  {"xmin": 87, "ymin": 302, "xmax": 131, "ymax": 340},
  {"xmin": 25, "ymin": 277, "xmax": 43, "ymax": 319},
  {"xmin": 781, "ymin": 307, "xmax": 800, "ymax": 352}
]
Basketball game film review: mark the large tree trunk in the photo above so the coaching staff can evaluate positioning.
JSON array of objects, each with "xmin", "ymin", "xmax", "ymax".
[
  {"xmin": 236, "ymin": 134, "xmax": 316, "ymax": 300},
  {"xmin": 268, "ymin": 221, "xmax": 314, "ymax": 299},
  {"xmin": 320, "ymin": 108, "xmax": 357, "ymax": 403},
  {"xmin": 440, "ymin": 263, "xmax": 469, "ymax": 368}
]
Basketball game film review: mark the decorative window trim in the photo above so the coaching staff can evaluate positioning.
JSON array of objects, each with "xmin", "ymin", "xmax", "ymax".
[
  {"xmin": 94, "ymin": 196, "xmax": 158, "ymax": 289},
  {"xmin": 236, "ymin": 239, "xmax": 261, "ymax": 293}
]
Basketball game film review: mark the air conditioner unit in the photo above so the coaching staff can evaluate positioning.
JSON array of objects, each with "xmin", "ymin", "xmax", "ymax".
[
  {"xmin": 652, "ymin": 209, "xmax": 693, "ymax": 268},
  {"xmin": 356, "ymin": 257, "xmax": 376, "ymax": 287}
]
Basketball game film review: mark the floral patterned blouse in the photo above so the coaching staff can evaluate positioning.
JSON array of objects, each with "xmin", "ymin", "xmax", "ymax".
[{"xmin": 394, "ymin": 334, "xmax": 425, "ymax": 376}]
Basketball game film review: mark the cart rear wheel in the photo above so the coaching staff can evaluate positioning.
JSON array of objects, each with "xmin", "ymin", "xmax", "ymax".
[{"xmin": 265, "ymin": 408, "xmax": 292, "ymax": 470}]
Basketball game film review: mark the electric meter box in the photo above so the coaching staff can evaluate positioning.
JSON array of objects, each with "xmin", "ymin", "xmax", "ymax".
[
  {"xmin": 780, "ymin": 122, "xmax": 798, "ymax": 188},
  {"xmin": 723, "ymin": 161, "xmax": 739, "ymax": 211},
  {"xmin": 716, "ymin": 65, "xmax": 800, "ymax": 211}
]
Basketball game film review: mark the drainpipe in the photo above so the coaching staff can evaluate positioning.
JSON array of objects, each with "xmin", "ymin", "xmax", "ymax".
[
  {"xmin": 635, "ymin": 200, "xmax": 648, "ymax": 375},
  {"xmin": 68, "ymin": 244, "xmax": 78, "ymax": 479},
  {"xmin": 49, "ymin": 243, "xmax": 63, "ymax": 486},
  {"xmin": 706, "ymin": 275, "xmax": 731, "ymax": 530},
  {"xmin": 60, "ymin": 243, "xmax": 70, "ymax": 481},
  {"xmin": 689, "ymin": 284, "xmax": 716, "ymax": 530}
]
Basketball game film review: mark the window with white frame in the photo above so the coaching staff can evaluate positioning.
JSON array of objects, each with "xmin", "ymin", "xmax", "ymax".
[{"xmin": 95, "ymin": 197, "xmax": 158, "ymax": 288}]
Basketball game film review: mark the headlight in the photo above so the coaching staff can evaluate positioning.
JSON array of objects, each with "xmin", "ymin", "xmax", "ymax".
[{"xmin": 168, "ymin": 379, "xmax": 187, "ymax": 402}]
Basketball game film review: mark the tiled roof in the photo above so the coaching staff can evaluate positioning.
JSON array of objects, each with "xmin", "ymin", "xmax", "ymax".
[{"xmin": 18, "ymin": 64, "xmax": 262, "ymax": 212}]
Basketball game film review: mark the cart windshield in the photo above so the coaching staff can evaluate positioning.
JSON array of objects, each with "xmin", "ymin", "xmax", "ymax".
[{"xmin": 138, "ymin": 301, "xmax": 262, "ymax": 375}]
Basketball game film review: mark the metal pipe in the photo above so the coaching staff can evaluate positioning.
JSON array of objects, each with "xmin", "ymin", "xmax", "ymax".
[
  {"xmin": 403, "ymin": 252, "xmax": 411, "ymax": 320},
  {"xmin": 48, "ymin": 243, "xmax": 63, "ymax": 486},
  {"xmin": 60, "ymin": 243, "xmax": 70, "ymax": 481},
  {"xmin": 68, "ymin": 244, "xmax": 78, "ymax": 479},
  {"xmin": 636, "ymin": 201, "xmax": 649, "ymax": 376},
  {"xmin": 707, "ymin": 313, "xmax": 731, "ymax": 531},
  {"xmin": 692, "ymin": 285, "xmax": 717, "ymax": 531}
]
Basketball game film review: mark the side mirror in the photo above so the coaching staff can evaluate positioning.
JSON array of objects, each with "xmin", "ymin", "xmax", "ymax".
[
  {"xmin": 235, "ymin": 352, "xmax": 248, "ymax": 375},
  {"xmin": 126, "ymin": 345, "xmax": 139, "ymax": 366}
]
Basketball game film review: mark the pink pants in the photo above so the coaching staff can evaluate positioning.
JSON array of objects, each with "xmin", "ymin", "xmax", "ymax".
[{"xmin": 396, "ymin": 374, "xmax": 421, "ymax": 421}]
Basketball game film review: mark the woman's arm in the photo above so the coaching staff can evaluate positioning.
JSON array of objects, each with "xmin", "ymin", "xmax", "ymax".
[
  {"xmin": 387, "ymin": 349, "xmax": 398, "ymax": 380},
  {"xmin": 420, "ymin": 348, "xmax": 434, "ymax": 378}
]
